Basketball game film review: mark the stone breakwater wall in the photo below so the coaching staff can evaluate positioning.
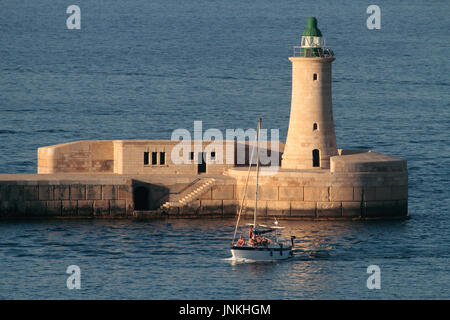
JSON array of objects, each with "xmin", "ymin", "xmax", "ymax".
[
  {"xmin": 0, "ymin": 174, "xmax": 237, "ymax": 219},
  {"xmin": 164, "ymin": 173, "xmax": 408, "ymax": 219},
  {"xmin": 223, "ymin": 173, "xmax": 408, "ymax": 220},
  {"xmin": 215, "ymin": 152, "xmax": 409, "ymax": 220},
  {"xmin": 0, "ymin": 160, "xmax": 408, "ymax": 220},
  {"xmin": 0, "ymin": 179, "xmax": 134, "ymax": 218}
]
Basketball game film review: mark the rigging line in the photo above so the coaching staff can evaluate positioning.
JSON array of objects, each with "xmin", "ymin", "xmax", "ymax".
[
  {"xmin": 254, "ymin": 118, "xmax": 261, "ymax": 229},
  {"xmin": 231, "ymin": 120, "xmax": 259, "ymax": 245}
]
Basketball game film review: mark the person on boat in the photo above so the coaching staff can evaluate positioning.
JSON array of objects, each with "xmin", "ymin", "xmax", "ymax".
[
  {"xmin": 261, "ymin": 236, "xmax": 272, "ymax": 247},
  {"xmin": 248, "ymin": 226, "xmax": 254, "ymax": 240},
  {"xmin": 236, "ymin": 235, "xmax": 245, "ymax": 246},
  {"xmin": 256, "ymin": 235, "xmax": 262, "ymax": 247},
  {"xmin": 248, "ymin": 236, "xmax": 256, "ymax": 247}
]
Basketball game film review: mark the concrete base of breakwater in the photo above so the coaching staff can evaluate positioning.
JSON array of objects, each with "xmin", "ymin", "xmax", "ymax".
[{"xmin": 0, "ymin": 169, "xmax": 408, "ymax": 220}]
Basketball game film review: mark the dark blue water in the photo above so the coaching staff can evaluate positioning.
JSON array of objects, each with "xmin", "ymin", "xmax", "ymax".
[{"xmin": 0, "ymin": 0, "xmax": 449, "ymax": 299}]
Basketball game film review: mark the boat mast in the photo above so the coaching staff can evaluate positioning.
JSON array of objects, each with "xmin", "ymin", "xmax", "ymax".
[
  {"xmin": 231, "ymin": 126, "xmax": 257, "ymax": 245},
  {"xmin": 254, "ymin": 118, "xmax": 261, "ymax": 228}
]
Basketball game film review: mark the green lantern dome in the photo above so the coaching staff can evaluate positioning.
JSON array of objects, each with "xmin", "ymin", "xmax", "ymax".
[{"xmin": 302, "ymin": 17, "xmax": 322, "ymax": 37}]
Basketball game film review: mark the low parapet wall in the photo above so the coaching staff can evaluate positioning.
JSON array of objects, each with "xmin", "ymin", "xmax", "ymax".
[
  {"xmin": 331, "ymin": 151, "xmax": 407, "ymax": 173},
  {"xmin": 38, "ymin": 141, "xmax": 114, "ymax": 174}
]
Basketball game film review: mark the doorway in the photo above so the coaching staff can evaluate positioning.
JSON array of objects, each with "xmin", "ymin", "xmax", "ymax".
[
  {"xmin": 197, "ymin": 152, "xmax": 206, "ymax": 174},
  {"xmin": 312, "ymin": 149, "xmax": 320, "ymax": 167},
  {"xmin": 133, "ymin": 186, "xmax": 150, "ymax": 210}
]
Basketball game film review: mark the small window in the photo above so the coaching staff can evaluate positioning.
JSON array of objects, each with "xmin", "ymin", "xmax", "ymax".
[
  {"xmin": 210, "ymin": 152, "xmax": 216, "ymax": 161},
  {"xmin": 313, "ymin": 73, "xmax": 318, "ymax": 81},
  {"xmin": 144, "ymin": 152, "xmax": 149, "ymax": 165},
  {"xmin": 160, "ymin": 152, "xmax": 165, "ymax": 165},
  {"xmin": 189, "ymin": 152, "xmax": 194, "ymax": 161},
  {"xmin": 313, "ymin": 123, "xmax": 318, "ymax": 131},
  {"xmin": 151, "ymin": 152, "xmax": 157, "ymax": 165}
]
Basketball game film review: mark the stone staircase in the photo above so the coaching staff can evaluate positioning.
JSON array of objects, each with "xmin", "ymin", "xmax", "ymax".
[{"xmin": 160, "ymin": 178, "xmax": 216, "ymax": 210}]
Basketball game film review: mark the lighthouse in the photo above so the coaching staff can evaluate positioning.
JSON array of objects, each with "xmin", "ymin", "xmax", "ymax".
[{"xmin": 282, "ymin": 17, "xmax": 338, "ymax": 169}]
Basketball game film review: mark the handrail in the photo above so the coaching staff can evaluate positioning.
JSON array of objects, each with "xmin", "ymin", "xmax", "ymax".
[
  {"xmin": 155, "ymin": 178, "xmax": 201, "ymax": 205},
  {"xmin": 171, "ymin": 178, "xmax": 201, "ymax": 195}
]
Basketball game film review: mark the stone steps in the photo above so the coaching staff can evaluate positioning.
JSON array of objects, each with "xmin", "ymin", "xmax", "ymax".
[{"xmin": 160, "ymin": 178, "xmax": 215, "ymax": 209}]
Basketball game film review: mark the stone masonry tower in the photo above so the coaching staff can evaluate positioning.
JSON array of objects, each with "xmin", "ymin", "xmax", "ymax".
[{"xmin": 282, "ymin": 17, "xmax": 338, "ymax": 169}]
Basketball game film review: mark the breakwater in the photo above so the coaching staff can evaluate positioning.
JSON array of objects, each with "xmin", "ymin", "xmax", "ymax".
[{"xmin": 0, "ymin": 171, "xmax": 407, "ymax": 220}]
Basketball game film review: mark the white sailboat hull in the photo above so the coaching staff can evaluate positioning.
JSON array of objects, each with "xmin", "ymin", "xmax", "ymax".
[{"xmin": 231, "ymin": 245, "xmax": 293, "ymax": 261}]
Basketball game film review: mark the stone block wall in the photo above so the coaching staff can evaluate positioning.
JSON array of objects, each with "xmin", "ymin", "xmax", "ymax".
[
  {"xmin": 0, "ymin": 182, "xmax": 133, "ymax": 218},
  {"xmin": 38, "ymin": 141, "xmax": 114, "ymax": 174},
  {"xmin": 160, "ymin": 173, "xmax": 407, "ymax": 219},
  {"xmin": 167, "ymin": 182, "xmax": 407, "ymax": 219},
  {"xmin": 39, "ymin": 139, "xmax": 285, "ymax": 176},
  {"xmin": 1, "ymin": 150, "xmax": 409, "ymax": 220}
]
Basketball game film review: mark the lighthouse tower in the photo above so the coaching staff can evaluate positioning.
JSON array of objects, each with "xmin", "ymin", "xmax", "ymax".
[{"xmin": 282, "ymin": 17, "xmax": 338, "ymax": 169}]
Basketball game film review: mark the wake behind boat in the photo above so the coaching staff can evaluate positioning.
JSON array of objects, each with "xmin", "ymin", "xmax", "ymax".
[{"xmin": 230, "ymin": 118, "xmax": 295, "ymax": 261}]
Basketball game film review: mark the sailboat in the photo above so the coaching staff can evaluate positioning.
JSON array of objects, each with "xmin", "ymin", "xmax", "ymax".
[{"xmin": 230, "ymin": 118, "xmax": 295, "ymax": 261}]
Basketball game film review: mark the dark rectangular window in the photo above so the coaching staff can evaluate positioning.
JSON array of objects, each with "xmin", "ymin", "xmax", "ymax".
[
  {"xmin": 189, "ymin": 152, "xmax": 194, "ymax": 161},
  {"xmin": 210, "ymin": 152, "xmax": 216, "ymax": 160},
  {"xmin": 313, "ymin": 73, "xmax": 318, "ymax": 81},
  {"xmin": 144, "ymin": 152, "xmax": 149, "ymax": 165},
  {"xmin": 160, "ymin": 152, "xmax": 165, "ymax": 165},
  {"xmin": 313, "ymin": 149, "xmax": 320, "ymax": 167},
  {"xmin": 152, "ymin": 152, "xmax": 157, "ymax": 165}
]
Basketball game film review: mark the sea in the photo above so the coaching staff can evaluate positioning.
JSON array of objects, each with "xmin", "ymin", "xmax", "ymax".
[{"xmin": 0, "ymin": 0, "xmax": 449, "ymax": 299}]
